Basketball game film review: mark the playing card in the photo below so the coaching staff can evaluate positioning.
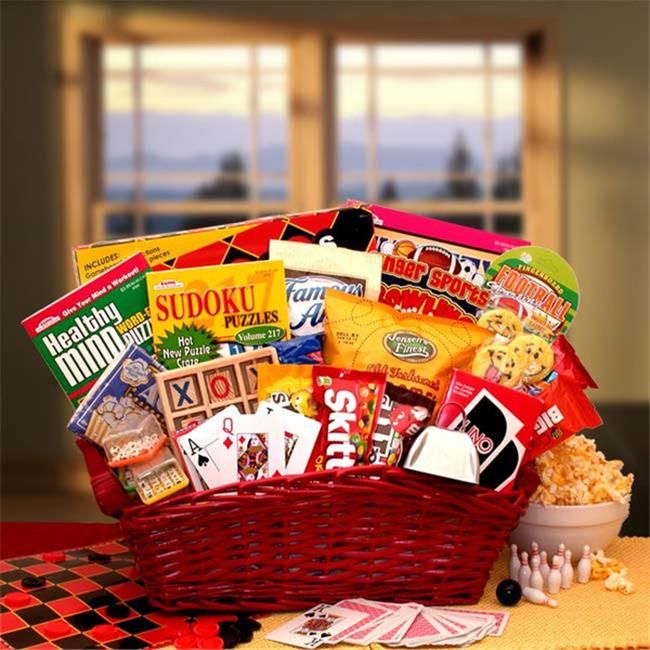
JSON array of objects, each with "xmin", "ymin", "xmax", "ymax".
[
  {"xmin": 422, "ymin": 608, "xmax": 494, "ymax": 646},
  {"xmin": 170, "ymin": 423, "xmax": 207, "ymax": 491},
  {"xmin": 376, "ymin": 604, "xmax": 422, "ymax": 645},
  {"xmin": 257, "ymin": 401, "xmax": 320, "ymax": 474},
  {"xmin": 323, "ymin": 598, "xmax": 393, "ymax": 644},
  {"xmin": 232, "ymin": 413, "xmax": 285, "ymax": 481},
  {"xmin": 398, "ymin": 611, "xmax": 450, "ymax": 647},
  {"xmin": 265, "ymin": 604, "xmax": 366, "ymax": 649},
  {"xmin": 436, "ymin": 607, "xmax": 509, "ymax": 637},
  {"xmin": 343, "ymin": 601, "xmax": 414, "ymax": 645},
  {"xmin": 178, "ymin": 406, "xmax": 240, "ymax": 488}
]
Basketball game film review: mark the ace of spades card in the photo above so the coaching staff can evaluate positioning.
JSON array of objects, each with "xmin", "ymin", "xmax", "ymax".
[
  {"xmin": 178, "ymin": 405, "xmax": 240, "ymax": 489},
  {"xmin": 232, "ymin": 413, "xmax": 285, "ymax": 481}
]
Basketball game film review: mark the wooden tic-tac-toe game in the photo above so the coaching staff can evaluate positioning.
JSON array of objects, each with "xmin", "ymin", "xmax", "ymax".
[{"xmin": 156, "ymin": 349, "xmax": 278, "ymax": 432}]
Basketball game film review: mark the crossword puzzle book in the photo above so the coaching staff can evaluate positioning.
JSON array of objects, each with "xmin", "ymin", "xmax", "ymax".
[{"xmin": 22, "ymin": 254, "xmax": 153, "ymax": 407}]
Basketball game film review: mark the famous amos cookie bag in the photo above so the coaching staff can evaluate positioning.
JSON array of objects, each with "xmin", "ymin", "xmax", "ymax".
[
  {"xmin": 270, "ymin": 240, "xmax": 382, "ymax": 337},
  {"xmin": 310, "ymin": 366, "xmax": 386, "ymax": 470},
  {"xmin": 323, "ymin": 288, "xmax": 492, "ymax": 408}
]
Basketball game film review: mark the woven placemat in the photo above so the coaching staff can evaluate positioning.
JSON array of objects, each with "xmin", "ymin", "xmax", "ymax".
[{"xmin": 254, "ymin": 537, "xmax": 650, "ymax": 650}]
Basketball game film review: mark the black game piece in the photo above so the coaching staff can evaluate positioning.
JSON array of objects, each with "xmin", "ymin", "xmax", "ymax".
[
  {"xmin": 106, "ymin": 602, "xmax": 130, "ymax": 619},
  {"xmin": 496, "ymin": 578, "xmax": 522, "ymax": 606},
  {"xmin": 21, "ymin": 576, "xmax": 46, "ymax": 589},
  {"xmin": 220, "ymin": 625, "xmax": 241, "ymax": 648},
  {"xmin": 88, "ymin": 551, "xmax": 111, "ymax": 563}
]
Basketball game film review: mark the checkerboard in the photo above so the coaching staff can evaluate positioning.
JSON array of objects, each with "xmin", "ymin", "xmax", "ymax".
[{"xmin": 0, "ymin": 541, "xmax": 238, "ymax": 649}]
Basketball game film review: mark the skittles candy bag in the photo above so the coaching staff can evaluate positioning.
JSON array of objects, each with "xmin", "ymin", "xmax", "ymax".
[{"xmin": 309, "ymin": 366, "xmax": 386, "ymax": 471}]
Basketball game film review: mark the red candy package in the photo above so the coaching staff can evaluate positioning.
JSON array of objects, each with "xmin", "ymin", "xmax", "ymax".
[
  {"xmin": 551, "ymin": 335, "xmax": 598, "ymax": 389},
  {"xmin": 437, "ymin": 370, "xmax": 544, "ymax": 492},
  {"xmin": 310, "ymin": 366, "xmax": 386, "ymax": 471},
  {"xmin": 529, "ymin": 374, "xmax": 602, "ymax": 460},
  {"xmin": 367, "ymin": 384, "xmax": 434, "ymax": 466}
]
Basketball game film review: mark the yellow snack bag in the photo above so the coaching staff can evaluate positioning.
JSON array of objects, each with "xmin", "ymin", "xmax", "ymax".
[
  {"xmin": 257, "ymin": 364, "xmax": 316, "ymax": 418},
  {"xmin": 323, "ymin": 289, "xmax": 492, "ymax": 407}
]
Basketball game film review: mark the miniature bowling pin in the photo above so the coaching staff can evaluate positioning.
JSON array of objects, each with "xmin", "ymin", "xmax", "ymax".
[
  {"xmin": 548, "ymin": 555, "xmax": 562, "ymax": 594},
  {"xmin": 577, "ymin": 545, "xmax": 592, "ymax": 584},
  {"xmin": 530, "ymin": 541, "xmax": 540, "ymax": 560},
  {"xmin": 557, "ymin": 543, "xmax": 566, "ymax": 569},
  {"xmin": 561, "ymin": 550, "xmax": 574, "ymax": 589},
  {"xmin": 540, "ymin": 550, "xmax": 550, "ymax": 587},
  {"xmin": 509, "ymin": 544, "xmax": 521, "ymax": 581},
  {"xmin": 530, "ymin": 555, "xmax": 544, "ymax": 590},
  {"xmin": 518, "ymin": 551, "xmax": 531, "ymax": 588},
  {"xmin": 522, "ymin": 587, "xmax": 558, "ymax": 608}
]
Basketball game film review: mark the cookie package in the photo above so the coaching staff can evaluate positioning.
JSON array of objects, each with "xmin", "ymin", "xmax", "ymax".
[{"xmin": 270, "ymin": 240, "xmax": 382, "ymax": 337}]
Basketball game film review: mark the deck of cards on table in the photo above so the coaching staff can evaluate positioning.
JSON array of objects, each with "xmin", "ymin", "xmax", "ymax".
[{"xmin": 266, "ymin": 600, "xmax": 508, "ymax": 648}]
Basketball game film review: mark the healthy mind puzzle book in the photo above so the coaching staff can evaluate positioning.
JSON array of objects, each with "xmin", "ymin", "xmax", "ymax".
[{"xmin": 22, "ymin": 253, "xmax": 153, "ymax": 406}]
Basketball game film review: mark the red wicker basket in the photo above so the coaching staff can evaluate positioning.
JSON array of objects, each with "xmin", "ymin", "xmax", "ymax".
[{"xmin": 80, "ymin": 439, "xmax": 538, "ymax": 613}]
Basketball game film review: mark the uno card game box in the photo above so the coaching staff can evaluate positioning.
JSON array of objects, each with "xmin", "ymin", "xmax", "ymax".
[
  {"xmin": 156, "ymin": 347, "xmax": 278, "ymax": 432},
  {"xmin": 22, "ymin": 254, "xmax": 153, "ymax": 407}
]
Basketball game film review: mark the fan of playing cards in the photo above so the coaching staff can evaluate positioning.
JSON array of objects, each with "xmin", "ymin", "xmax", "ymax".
[
  {"xmin": 266, "ymin": 600, "xmax": 509, "ymax": 648},
  {"xmin": 23, "ymin": 202, "xmax": 601, "ymax": 612}
]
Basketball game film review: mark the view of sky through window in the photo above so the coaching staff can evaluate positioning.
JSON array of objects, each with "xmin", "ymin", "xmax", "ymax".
[{"xmin": 102, "ymin": 42, "xmax": 522, "ymax": 238}]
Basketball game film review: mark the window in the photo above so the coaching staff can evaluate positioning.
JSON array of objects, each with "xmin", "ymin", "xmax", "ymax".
[
  {"xmin": 101, "ymin": 44, "xmax": 289, "ymax": 239},
  {"xmin": 336, "ymin": 43, "xmax": 523, "ymax": 237}
]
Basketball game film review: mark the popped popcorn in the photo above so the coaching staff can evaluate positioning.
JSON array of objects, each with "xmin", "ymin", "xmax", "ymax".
[
  {"xmin": 530, "ymin": 434, "xmax": 633, "ymax": 505},
  {"xmin": 604, "ymin": 568, "xmax": 635, "ymax": 594},
  {"xmin": 590, "ymin": 549, "xmax": 626, "ymax": 580}
]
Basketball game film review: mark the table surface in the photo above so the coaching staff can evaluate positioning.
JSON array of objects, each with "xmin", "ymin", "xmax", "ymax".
[
  {"xmin": 252, "ymin": 537, "xmax": 650, "ymax": 650},
  {"xmin": 2, "ymin": 525, "xmax": 648, "ymax": 650}
]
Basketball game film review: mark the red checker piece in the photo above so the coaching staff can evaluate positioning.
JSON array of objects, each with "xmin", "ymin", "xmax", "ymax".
[
  {"xmin": 37, "ymin": 620, "xmax": 74, "ymax": 640},
  {"xmin": 193, "ymin": 621, "xmax": 219, "ymax": 637},
  {"xmin": 90, "ymin": 623, "xmax": 124, "ymax": 643},
  {"xmin": 42, "ymin": 551, "xmax": 66, "ymax": 563},
  {"xmin": 198, "ymin": 637, "xmax": 224, "ymax": 649},
  {"xmin": 175, "ymin": 634, "xmax": 199, "ymax": 649},
  {"xmin": 3, "ymin": 591, "xmax": 34, "ymax": 608}
]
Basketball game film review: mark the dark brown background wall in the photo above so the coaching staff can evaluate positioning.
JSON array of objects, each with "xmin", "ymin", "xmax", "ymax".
[{"xmin": 1, "ymin": 1, "xmax": 648, "ymax": 534}]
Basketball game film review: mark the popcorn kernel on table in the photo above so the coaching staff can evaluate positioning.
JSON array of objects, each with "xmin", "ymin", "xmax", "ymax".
[{"xmin": 530, "ymin": 434, "xmax": 633, "ymax": 506}]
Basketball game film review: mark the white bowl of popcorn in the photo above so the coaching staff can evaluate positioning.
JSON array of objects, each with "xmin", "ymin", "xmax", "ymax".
[{"xmin": 510, "ymin": 435, "xmax": 633, "ymax": 559}]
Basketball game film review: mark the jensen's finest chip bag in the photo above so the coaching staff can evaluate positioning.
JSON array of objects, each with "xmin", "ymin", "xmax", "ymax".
[
  {"xmin": 323, "ymin": 289, "xmax": 492, "ymax": 408},
  {"xmin": 310, "ymin": 366, "xmax": 386, "ymax": 471}
]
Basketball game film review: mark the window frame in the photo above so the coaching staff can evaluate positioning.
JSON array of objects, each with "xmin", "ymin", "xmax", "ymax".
[{"xmin": 60, "ymin": 10, "xmax": 560, "ymax": 289}]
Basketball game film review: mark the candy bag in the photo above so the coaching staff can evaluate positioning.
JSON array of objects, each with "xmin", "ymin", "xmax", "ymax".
[
  {"xmin": 270, "ymin": 334, "xmax": 324, "ymax": 365},
  {"xmin": 366, "ymin": 384, "xmax": 434, "ymax": 466},
  {"xmin": 323, "ymin": 289, "xmax": 492, "ymax": 408},
  {"xmin": 310, "ymin": 366, "xmax": 386, "ymax": 471},
  {"xmin": 257, "ymin": 363, "xmax": 316, "ymax": 418},
  {"xmin": 528, "ymin": 374, "xmax": 602, "ymax": 460}
]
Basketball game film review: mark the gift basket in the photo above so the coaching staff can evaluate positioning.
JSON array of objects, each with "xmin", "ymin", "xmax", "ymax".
[{"xmin": 23, "ymin": 202, "xmax": 613, "ymax": 614}]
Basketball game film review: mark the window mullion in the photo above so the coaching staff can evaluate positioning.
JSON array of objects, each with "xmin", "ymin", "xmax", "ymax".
[{"xmin": 132, "ymin": 45, "xmax": 146, "ymax": 236}]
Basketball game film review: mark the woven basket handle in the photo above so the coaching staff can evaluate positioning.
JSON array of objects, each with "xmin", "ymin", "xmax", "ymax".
[{"xmin": 76, "ymin": 437, "xmax": 130, "ymax": 519}]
